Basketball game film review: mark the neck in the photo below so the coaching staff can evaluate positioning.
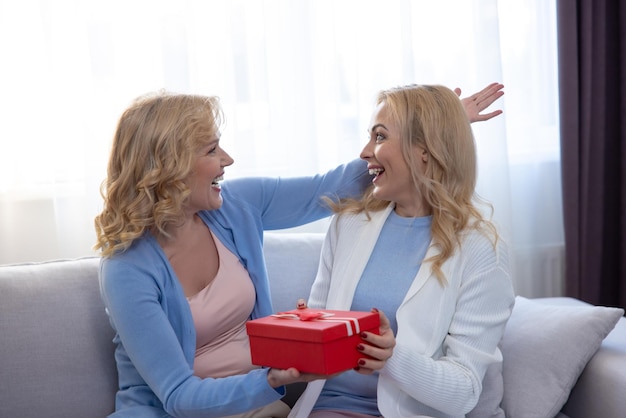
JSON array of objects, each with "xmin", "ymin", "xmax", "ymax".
[
  {"xmin": 394, "ymin": 202, "xmax": 431, "ymax": 218},
  {"xmin": 156, "ymin": 212, "xmax": 202, "ymax": 245}
]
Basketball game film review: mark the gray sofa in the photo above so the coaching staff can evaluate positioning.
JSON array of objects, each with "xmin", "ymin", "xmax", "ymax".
[{"xmin": 1, "ymin": 232, "xmax": 624, "ymax": 418}]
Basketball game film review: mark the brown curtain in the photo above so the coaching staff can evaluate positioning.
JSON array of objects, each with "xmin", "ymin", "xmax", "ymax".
[{"xmin": 557, "ymin": 0, "xmax": 626, "ymax": 309}]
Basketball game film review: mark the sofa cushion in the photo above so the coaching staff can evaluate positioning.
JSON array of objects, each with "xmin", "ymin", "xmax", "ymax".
[
  {"xmin": 0, "ymin": 257, "xmax": 117, "ymax": 418},
  {"xmin": 500, "ymin": 296, "xmax": 624, "ymax": 418},
  {"xmin": 264, "ymin": 232, "xmax": 324, "ymax": 313}
]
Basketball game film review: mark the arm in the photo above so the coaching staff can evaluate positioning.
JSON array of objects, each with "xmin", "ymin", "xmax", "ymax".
[
  {"xmin": 457, "ymin": 82, "xmax": 504, "ymax": 122},
  {"xmin": 381, "ymin": 239, "xmax": 515, "ymax": 415},
  {"xmin": 100, "ymin": 257, "xmax": 282, "ymax": 417},
  {"xmin": 223, "ymin": 158, "xmax": 370, "ymax": 231}
]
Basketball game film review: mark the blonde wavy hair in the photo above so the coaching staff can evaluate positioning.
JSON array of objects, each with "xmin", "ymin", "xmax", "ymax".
[
  {"xmin": 329, "ymin": 84, "xmax": 498, "ymax": 283},
  {"xmin": 94, "ymin": 92, "xmax": 223, "ymax": 257}
]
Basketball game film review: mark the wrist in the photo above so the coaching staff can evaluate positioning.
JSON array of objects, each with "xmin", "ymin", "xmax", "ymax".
[{"xmin": 266, "ymin": 368, "xmax": 281, "ymax": 388}]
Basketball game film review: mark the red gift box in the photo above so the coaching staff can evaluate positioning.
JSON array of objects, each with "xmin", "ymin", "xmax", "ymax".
[{"xmin": 246, "ymin": 309, "xmax": 380, "ymax": 375}]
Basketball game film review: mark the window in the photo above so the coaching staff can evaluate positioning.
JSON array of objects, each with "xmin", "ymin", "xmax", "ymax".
[{"xmin": 0, "ymin": 0, "xmax": 562, "ymax": 298}]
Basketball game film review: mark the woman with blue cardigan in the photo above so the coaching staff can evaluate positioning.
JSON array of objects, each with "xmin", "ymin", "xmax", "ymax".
[{"xmin": 94, "ymin": 91, "xmax": 395, "ymax": 418}]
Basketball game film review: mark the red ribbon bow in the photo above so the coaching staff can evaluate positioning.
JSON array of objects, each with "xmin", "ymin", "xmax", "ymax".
[
  {"xmin": 272, "ymin": 309, "xmax": 334, "ymax": 321},
  {"xmin": 271, "ymin": 309, "xmax": 361, "ymax": 336}
]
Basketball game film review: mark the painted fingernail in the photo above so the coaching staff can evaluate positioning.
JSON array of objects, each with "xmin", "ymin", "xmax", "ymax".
[
  {"xmin": 360, "ymin": 332, "xmax": 368, "ymax": 339},
  {"xmin": 358, "ymin": 359, "xmax": 366, "ymax": 366},
  {"xmin": 357, "ymin": 344, "xmax": 365, "ymax": 351}
]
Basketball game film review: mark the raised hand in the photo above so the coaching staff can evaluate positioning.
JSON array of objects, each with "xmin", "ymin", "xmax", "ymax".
[{"xmin": 456, "ymin": 82, "xmax": 504, "ymax": 123}]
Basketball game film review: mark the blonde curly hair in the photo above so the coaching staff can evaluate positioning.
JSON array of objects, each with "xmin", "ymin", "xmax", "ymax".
[
  {"xmin": 94, "ymin": 91, "xmax": 223, "ymax": 257},
  {"xmin": 328, "ymin": 84, "xmax": 498, "ymax": 283}
]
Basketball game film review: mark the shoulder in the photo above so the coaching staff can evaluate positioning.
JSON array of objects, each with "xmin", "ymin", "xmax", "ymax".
[
  {"xmin": 332, "ymin": 206, "xmax": 389, "ymax": 229},
  {"xmin": 328, "ymin": 210, "xmax": 375, "ymax": 243},
  {"xmin": 219, "ymin": 178, "xmax": 261, "ymax": 207},
  {"xmin": 100, "ymin": 236, "xmax": 168, "ymax": 287},
  {"xmin": 332, "ymin": 210, "xmax": 370, "ymax": 227},
  {"xmin": 456, "ymin": 227, "xmax": 509, "ymax": 273}
]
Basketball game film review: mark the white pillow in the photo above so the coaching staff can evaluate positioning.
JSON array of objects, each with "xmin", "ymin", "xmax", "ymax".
[{"xmin": 500, "ymin": 296, "xmax": 624, "ymax": 417}]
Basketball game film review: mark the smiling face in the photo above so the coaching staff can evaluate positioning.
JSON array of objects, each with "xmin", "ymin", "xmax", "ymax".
[
  {"xmin": 185, "ymin": 133, "xmax": 234, "ymax": 214},
  {"xmin": 361, "ymin": 101, "xmax": 430, "ymax": 217}
]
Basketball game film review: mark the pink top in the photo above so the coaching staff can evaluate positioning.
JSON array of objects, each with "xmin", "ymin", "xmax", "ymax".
[{"xmin": 187, "ymin": 232, "xmax": 258, "ymax": 378}]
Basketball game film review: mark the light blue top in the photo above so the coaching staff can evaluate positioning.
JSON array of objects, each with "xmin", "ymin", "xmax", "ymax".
[
  {"xmin": 99, "ymin": 159, "xmax": 369, "ymax": 418},
  {"xmin": 315, "ymin": 212, "xmax": 432, "ymax": 416}
]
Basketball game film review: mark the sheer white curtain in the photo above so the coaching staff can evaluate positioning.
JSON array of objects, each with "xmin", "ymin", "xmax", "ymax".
[{"xmin": 0, "ymin": 0, "xmax": 562, "ymax": 297}]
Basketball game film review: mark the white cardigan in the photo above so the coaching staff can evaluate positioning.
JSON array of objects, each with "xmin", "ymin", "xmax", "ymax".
[{"xmin": 289, "ymin": 204, "xmax": 515, "ymax": 418}]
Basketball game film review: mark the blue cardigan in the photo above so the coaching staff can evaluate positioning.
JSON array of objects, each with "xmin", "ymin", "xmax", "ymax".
[{"xmin": 99, "ymin": 159, "xmax": 369, "ymax": 417}]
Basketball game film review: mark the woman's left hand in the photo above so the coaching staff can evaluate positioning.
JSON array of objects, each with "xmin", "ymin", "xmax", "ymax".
[
  {"xmin": 354, "ymin": 308, "xmax": 395, "ymax": 375},
  {"xmin": 457, "ymin": 82, "xmax": 504, "ymax": 123}
]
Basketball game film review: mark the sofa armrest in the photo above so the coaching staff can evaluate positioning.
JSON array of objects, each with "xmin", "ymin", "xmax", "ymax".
[
  {"xmin": 562, "ymin": 314, "xmax": 626, "ymax": 418},
  {"xmin": 0, "ymin": 257, "xmax": 117, "ymax": 417},
  {"xmin": 536, "ymin": 297, "xmax": 626, "ymax": 418}
]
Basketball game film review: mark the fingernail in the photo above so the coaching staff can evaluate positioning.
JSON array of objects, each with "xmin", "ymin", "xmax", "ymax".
[
  {"xmin": 360, "ymin": 332, "xmax": 368, "ymax": 339},
  {"xmin": 357, "ymin": 344, "xmax": 365, "ymax": 351},
  {"xmin": 371, "ymin": 307, "xmax": 379, "ymax": 313},
  {"xmin": 358, "ymin": 359, "xmax": 366, "ymax": 366}
]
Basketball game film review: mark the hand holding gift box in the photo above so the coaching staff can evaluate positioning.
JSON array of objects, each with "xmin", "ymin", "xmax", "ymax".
[{"xmin": 246, "ymin": 308, "xmax": 382, "ymax": 375}]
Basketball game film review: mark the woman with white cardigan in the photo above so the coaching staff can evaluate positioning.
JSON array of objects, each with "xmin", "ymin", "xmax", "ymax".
[{"xmin": 290, "ymin": 84, "xmax": 515, "ymax": 418}]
